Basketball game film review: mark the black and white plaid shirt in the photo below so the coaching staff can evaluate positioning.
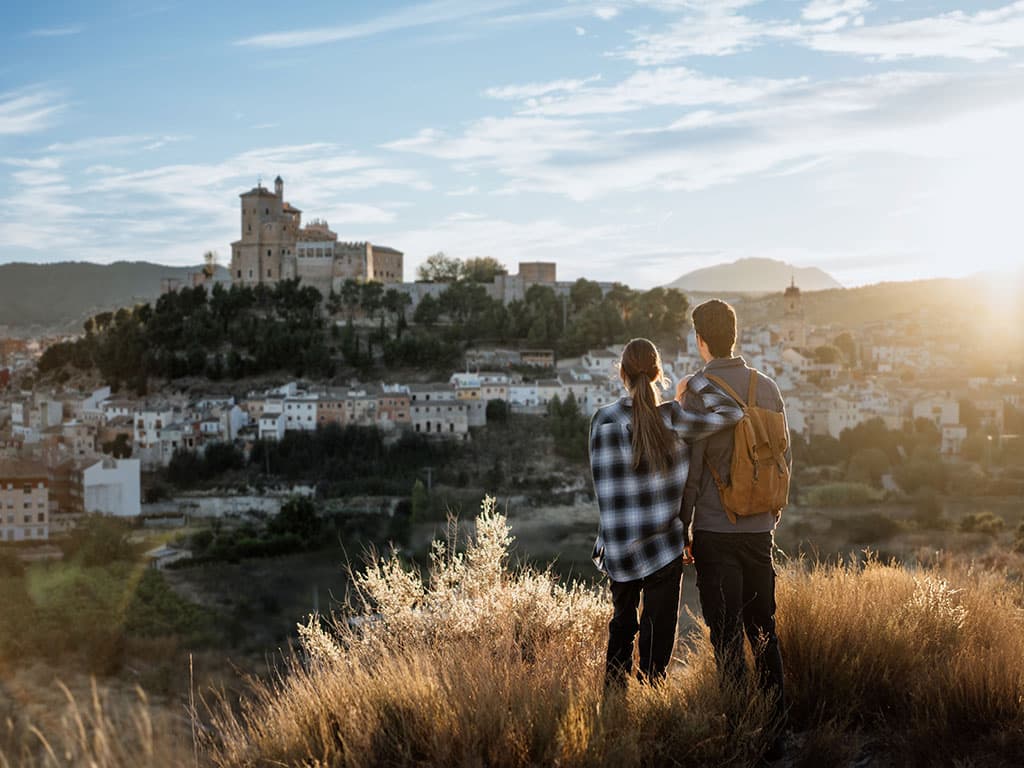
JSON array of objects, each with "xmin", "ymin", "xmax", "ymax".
[{"xmin": 590, "ymin": 371, "xmax": 743, "ymax": 582}]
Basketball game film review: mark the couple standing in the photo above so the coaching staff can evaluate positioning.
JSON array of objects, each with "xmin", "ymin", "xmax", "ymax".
[{"xmin": 590, "ymin": 299, "xmax": 789, "ymax": 759}]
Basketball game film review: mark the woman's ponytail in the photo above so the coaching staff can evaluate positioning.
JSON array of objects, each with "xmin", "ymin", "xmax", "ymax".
[{"xmin": 619, "ymin": 339, "xmax": 675, "ymax": 474}]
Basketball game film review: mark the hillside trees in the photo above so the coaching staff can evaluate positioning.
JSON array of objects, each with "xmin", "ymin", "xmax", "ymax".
[
  {"xmin": 416, "ymin": 252, "xmax": 463, "ymax": 282},
  {"xmin": 462, "ymin": 256, "xmax": 508, "ymax": 283},
  {"xmin": 547, "ymin": 393, "xmax": 589, "ymax": 463},
  {"xmin": 39, "ymin": 280, "xmax": 335, "ymax": 390},
  {"xmin": 38, "ymin": 266, "xmax": 690, "ymax": 384}
]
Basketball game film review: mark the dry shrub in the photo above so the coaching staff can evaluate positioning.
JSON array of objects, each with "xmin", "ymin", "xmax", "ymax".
[
  {"xmin": 207, "ymin": 497, "xmax": 777, "ymax": 767},
  {"xmin": 778, "ymin": 555, "xmax": 1024, "ymax": 764}
]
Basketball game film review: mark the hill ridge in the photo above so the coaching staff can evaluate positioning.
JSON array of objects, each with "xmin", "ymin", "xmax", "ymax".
[
  {"xmin": 665, "ymin": 257, "xmax": 843, "ymax": 293},
  {"xmin": 0, "ymin": 261, "xmax": 229, "ymax": 331}
]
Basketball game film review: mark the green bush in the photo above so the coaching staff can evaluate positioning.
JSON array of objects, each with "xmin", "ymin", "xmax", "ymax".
[
  {"xmin": 268, "ymin": 496, "xmax": 321, "ymax": 544},
  {"xmin": 959, "ymin": 511, "xmax": 1005, "ymax": 535}
]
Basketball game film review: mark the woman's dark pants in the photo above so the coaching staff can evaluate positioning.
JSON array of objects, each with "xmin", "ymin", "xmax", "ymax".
[{"xmin": 605, "ymin": 555, "xmax": 684, "ymax": 688}]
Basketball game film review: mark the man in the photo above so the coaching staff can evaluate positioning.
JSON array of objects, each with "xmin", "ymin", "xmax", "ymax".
[{"xmin": 681, "ymin": 299, "xmax": 790, "ymax": 760}]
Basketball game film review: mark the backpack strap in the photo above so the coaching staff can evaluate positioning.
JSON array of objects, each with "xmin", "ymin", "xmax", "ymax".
[
  {"xmin": 702, "ymin": 458, "xmax": 738, "ymax": 525},
  {"xmin": 703, "ymin": 372, "xmax": 743, "ymax": 526},
  {"xmin": 747, "ymin": 370, "xmax": 758, "ymax": 408},
  {"xmin": 705, "ymin": 374, "xmax": 747, "ymax": 408}
]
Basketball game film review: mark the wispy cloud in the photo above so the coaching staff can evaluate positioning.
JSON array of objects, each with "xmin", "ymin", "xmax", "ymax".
[
  {"xmin": 29, "ymin": 25, "xmax": 83, "ymax": 37},
  {"xmin": 615, "ymin": 0, "xmax": 1024, "ymax": 63},
  {"xmin": 386, "ymin": 67, "xmax": 1024, "ymax": 202},
  {"xmin": 801, "ymin": 0, "xmax": 871, "ymax": 22},
  {"xmin": 384, "ymin": 116, "xmax": 597, "ymax": 170},
  {"xmin": 484, "ymin": 75, "xmax": 602, "ymax": 101},
  {"xmin": 509, "ymin": 67, "xmax": 806, "ymax": 116},
  {"xmin": 804, "ymin": 1, "xmax": 1024, "ymax": 61},
  {"xmin": 0, "ymin": 86, "xmax": 66, "ymax": 135},
  {"xmin": 46, "ymin": 134, "xmax": 190, "ymax": 154},
  {"xmin": 234, "ymin": 0, "xmax": 522, "ymax": 49},
  {"xmin": 614, "ymin": 1, "xmax": 793, "ymax": 62},
  {"xmin": 1, "ymin": 156, "xmax": 62, "ymax": 170}
]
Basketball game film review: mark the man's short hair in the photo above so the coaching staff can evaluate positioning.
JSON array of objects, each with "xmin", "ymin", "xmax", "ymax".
[{"xmin": 692, "ymin": 299, "xmax": 737, "ymax": 359}]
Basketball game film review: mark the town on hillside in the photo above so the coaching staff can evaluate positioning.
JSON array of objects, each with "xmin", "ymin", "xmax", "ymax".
[{"xmin": 0, "ymin": 178, "xmax": 1020, "ymax": 546}]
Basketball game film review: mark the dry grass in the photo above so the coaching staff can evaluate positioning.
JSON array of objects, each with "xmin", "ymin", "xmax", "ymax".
[
  {"xmin": 778, "ymin": 555, "xmax": 1024, "ymax": 765},
  {"xmin": 0, "ymin": 679, "xmax": 192, "ymax": 768},
  {"xmin": 6, "ymin": 497, "xmax": 1024, "ymax": 767}
]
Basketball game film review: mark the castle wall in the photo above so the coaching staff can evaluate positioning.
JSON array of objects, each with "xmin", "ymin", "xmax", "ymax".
[
  {"xmin": 517, "ymin": 262, "xmax": 556, "ymax": 283},
  {"xmin": 295, "ymin": 241, "xmax": 336, "ymax": 298},
  {"xmin": 333, "ymin": 243, "xmax": 370, "ymax": 289},
  {"xmin": 368, "ymin": 246, "xmax": 403, "ymax": 283},
  {"xmin": 229, "ymin": 181, "xmax": 403, "ymax": 292}
]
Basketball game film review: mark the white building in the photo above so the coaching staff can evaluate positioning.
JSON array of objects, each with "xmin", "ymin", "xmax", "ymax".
[
  {"xmin": 259, "ymin": 411, "xmax": 286, "ymax": 441},
  {"xmin": 509, "ymin": 383, "xmax": 539, "ymax": 411},
  {"xmin": 70, "ymin": 386, "xmax": 111, "ymax": 424},
  {"xmin": 941, "ymin": 424, "xmax": 968, "ymax": 455},
  {"xmin": 29, "ymin": 398, "xmax": 63, "ymax": 431},
  {"xmin": 826, "ymin": 395, "xmax": 864, "ymax": 439},
  {"xmin": 134, "ymin": 405, "xmax": 177, "ymax": 449},
  {"xmin": 284, "ymin": 394, "xmax": 319, "ymax": 432},
  {"xmin": 102, "ymin": 399, "xmax": 136, "ymax": 422},
  {"xmin": 410, "ymin": 397, "xmax": 469, "ymax": 438},
  {"xmin": 478, "ymin": 372, "xmax": 510, "ymax": 403},
  {"xmin": 83, "ymin": 458, "xmax": 141, "ymax": 518},
  {"xmin": 580, "ymin": 349, "xmax": 618, "ymax": 377},
  {"xmin": 0, "ymin": 459, "xmax": 49, "ymax": 541},
  {"xmin": 536, "ymin": 379, "xmax": 564, "ymax": 408},
  {"xmin": 912, "ymin": 396, "xmax": 960, "ymax": 429}
]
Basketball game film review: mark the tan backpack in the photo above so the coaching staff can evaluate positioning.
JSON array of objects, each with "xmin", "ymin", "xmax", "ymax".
[{"xmin": 705, "ymin": 370, "xmax": 790, "ymax": 523}]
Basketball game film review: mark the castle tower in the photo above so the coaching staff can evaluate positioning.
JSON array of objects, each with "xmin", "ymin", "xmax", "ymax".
[
  {"xmin": 780, "ymin": 276, "xmax": 806, "ymax": 348},
  {"xmin": 229, "ymin": 176, "xmax": 296, "ymax": 287}
]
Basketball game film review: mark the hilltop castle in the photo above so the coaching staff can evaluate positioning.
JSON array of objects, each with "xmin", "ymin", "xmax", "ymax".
[{"xmin": 229, "ymin": 176, "xmax": 403, "ymax": 296}]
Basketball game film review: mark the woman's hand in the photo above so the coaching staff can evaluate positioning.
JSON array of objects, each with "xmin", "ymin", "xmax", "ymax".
[{"xmin": 675, "ymin": 374, "xmax": 693, "ymax": 402}]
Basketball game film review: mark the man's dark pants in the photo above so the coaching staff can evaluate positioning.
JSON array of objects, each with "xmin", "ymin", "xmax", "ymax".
[
  {"xmin": 605, "ymin": 555, "xmax": 684, "ymax": 687},
  {"xmin": 692, "ymin": 530, "xmax": 786, "ymax": 728}
]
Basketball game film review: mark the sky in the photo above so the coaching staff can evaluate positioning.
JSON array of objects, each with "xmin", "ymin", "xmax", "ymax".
[{"xmin": 1, "ymin": 0, "xmax": 1023, "ymax": 289}]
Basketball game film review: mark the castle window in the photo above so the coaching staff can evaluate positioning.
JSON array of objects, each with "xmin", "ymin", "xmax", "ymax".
[
  {"xmin": 237, "ymin": 270, "xmax": 242, "ymax": 278},
  {"xmin": 265, "ymin": 208, "xmax": 269, "ymax": 215},
  {"xmin": 267, "ymin": 269, "xmax": 272, "ymax": 278}
]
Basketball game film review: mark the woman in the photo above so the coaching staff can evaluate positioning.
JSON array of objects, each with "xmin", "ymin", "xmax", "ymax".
[{"xmin": 590, "ymin": 338, "xmax": 741, "ymax": 687}]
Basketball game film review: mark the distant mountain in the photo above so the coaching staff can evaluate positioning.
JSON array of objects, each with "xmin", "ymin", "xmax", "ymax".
[
  {"xmin": 665, "ymin": 258, "xmax": 843, "ymax": 294},
  {"xmin": 723, "ymin": 273, "xmax": 1022, "ymax": 331},
  {"xmin": 0, "ymin": 261, "xmax": 229, "ymax": 332}
]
